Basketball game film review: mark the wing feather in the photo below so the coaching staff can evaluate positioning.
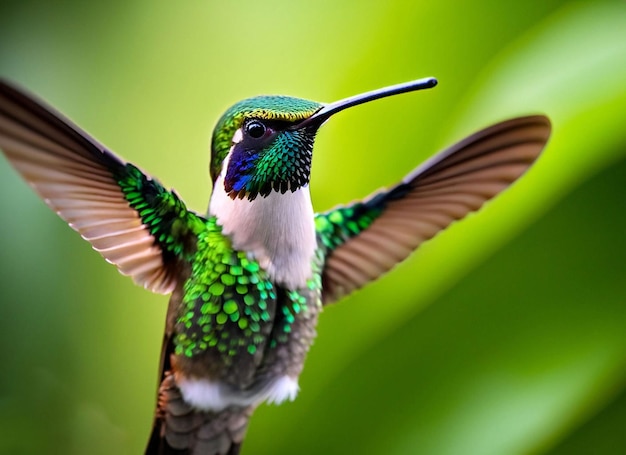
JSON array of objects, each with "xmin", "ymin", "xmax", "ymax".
[
  {"xmin": 0, "ymin": 79, "xmax": 204, "ymax": 294},
  {"xmin": 318, "ymin": 115, "xmax": 551, "ymax": 304}
]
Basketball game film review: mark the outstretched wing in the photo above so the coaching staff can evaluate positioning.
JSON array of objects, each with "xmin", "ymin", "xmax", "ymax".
[
  {"xmin": 0, "ymin": 80, "xmax": 205, "ymax": 294},
  {"xmin": 316, "ymin": 115, "xmax": 551, "ymax": 304}
]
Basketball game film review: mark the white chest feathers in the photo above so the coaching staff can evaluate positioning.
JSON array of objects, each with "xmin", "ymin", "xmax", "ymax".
[{"xmin": 208, "ymin": 176, "xmax": 317, "ymax": 289}]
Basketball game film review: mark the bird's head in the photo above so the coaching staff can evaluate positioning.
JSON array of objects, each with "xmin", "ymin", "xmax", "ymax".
[
  {"xmin": 210, "ymin": 96, "xmax": 322, "ymax": 200},
  {"xmin": 210, "ymin": 77, "xmax": 438, "ymax": 201}
]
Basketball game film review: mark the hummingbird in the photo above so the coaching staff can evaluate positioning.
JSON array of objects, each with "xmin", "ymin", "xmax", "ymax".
[{"xmin": 0, "ymin": 77, "xmax": 550, "ymax": 454}]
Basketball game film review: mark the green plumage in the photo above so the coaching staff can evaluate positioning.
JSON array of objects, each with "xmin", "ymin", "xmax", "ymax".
[
  {"xmin": 175, "ymin": 218, "xmax": 276, "ymax": 360},
  {"xmin": 237, "ymin": 129, "xmax": 315, "ymax": 198},
  {"xmin": 117, "ymin": 163, "xmax": 205, "ymax": 259},
  {"xmin": 315, "ymin": 203, "xmax": 383, "ymax": 252}
]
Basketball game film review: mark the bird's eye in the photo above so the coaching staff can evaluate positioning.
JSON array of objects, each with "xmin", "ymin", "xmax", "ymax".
[{"xmin": 246, "ymin": 120, "xmax": 266, "ymax": 139}]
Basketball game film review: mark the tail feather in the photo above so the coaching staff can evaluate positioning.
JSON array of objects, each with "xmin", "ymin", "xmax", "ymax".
[{"xmin": 146, "ymin": 372, "xmax": 254, "ymax": 455}]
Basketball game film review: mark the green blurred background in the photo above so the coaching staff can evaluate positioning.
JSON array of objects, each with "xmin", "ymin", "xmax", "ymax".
[{"xmin": 1, "ymin": 1, "xmax": 625, "ymax": 454}]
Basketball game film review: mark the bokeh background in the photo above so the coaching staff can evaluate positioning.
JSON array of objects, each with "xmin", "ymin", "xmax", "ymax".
[{"xmin": 1, "ymin": 1, "xmax": 625, "ymax": 454}]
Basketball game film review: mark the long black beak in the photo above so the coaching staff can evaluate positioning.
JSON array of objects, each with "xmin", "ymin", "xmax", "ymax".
[{"xmin": 296, "ymin": 77, "xmax": 438, "ymax": 129}]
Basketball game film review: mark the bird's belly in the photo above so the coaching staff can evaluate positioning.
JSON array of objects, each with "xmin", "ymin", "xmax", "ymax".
[{"xmin": 176, "ymin": 373, "xmax": 299, "ymax": 411}]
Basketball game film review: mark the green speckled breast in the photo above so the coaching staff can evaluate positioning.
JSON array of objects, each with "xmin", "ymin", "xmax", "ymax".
[{"xmin": 173, "ymin": 217, "xmax": 323, "ymax": 385}]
